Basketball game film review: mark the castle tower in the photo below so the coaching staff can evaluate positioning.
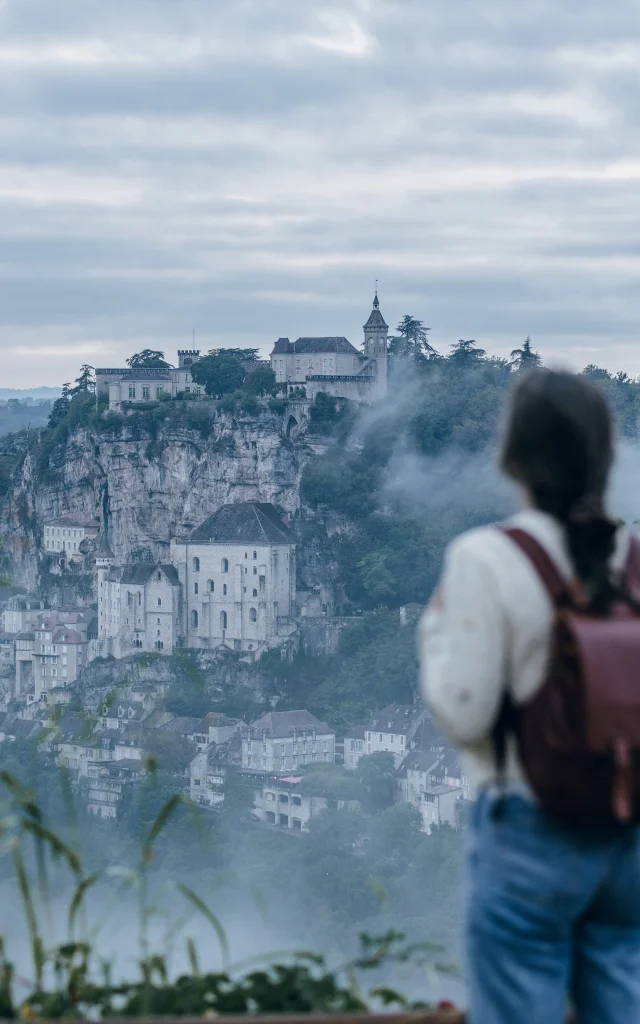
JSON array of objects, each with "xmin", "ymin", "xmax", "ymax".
[
  {"xmin": 178, "ymin": 350, "xmax": 200, "ymax": 368},
  {"xmin": 95, "ymin": 535, "xmax": 115, "ymax": 641},
  {"xmin": 363, "ymin": 289, "xmax": 388, "ymax": 399}
]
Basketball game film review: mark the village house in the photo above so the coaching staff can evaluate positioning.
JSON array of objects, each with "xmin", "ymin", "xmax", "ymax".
[
  {"xmin": 2, "ymin": 595, "xmax": 47, "ymax": 635},
  {"xmin": 33, "ymin": 623, "xmax": 88, "ymax": 702},
  {"xmin": 242, "ymin": 710, "xmax": 336, "ymax": 773},
  {"xmin": 345, "ymin": 704, "xmax": 428, "ymax": 770},
  {"xmin": 189, "ymin": 733, "xmax": 242, "ymax": 807},
  {"xmin": 84, "ymin": 759, "xmax": 143, "ymax": 819},
  {"xmin": 95, "ymin": 351, "xmax": 203, "ymax": 412},
  {"xmin": 395, "ymin": 749, "xmax": 464, "ymax": 830},
  {"xmin": 170, "ymin": 502, "xmax": 297, "ymax": 656}
]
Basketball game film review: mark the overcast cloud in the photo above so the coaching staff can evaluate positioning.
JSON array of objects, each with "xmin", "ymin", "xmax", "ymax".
[{"xmin": 2, "ymin": 0, "xmax": 640, "ymax": 385}]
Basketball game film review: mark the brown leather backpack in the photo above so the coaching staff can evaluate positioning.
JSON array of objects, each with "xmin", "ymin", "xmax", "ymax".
[{"xmin": 494, "ymin": 526, "xmax": 640, "ymax": 824}]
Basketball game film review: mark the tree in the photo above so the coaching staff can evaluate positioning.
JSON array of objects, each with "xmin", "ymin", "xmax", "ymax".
[
  {"xmin": 357, "ymin": 751, "xmax": 396, "ymax": 812},
  {"xmin": 389, "ymin": 316, "xmax": 438, "ymax": 362},
  {"xmin": 126, "ymin": 350, "xmax": 170, "ymax": 369},
  {"xmin": 582, "ymin": 364, "xmax": 612, "ymax": 380},
  {"xmin": 448, "ymin": 339, "xmax": 486, "ymax": 365},
  {"xmin": 47, "ymin": 384, "xmax": 72, "ymax": 428},
  {"xmin": 191, "ymin": 352, "xmax": 246, "ymax": 397},
  {"xmin": 71, "ymin": 364, "xmax": 95, "ymax": 395},
  {"xmin": 367, "ymin": 803, "xmax": 425, "ymax": 874},
  {"xmin": 357, "ymin": 552, "xmax": 396, "ymax": 605},
  {"xmin": 208, "ymin": 348, "xmax": 259, "ymax": 365},
  {"xmin": 509, "ymin": 336, "xmax": 541, "ymax": 370},
  {"xmin": 244, "ymin": 365, "xmax": 277, "ymax": 396}
]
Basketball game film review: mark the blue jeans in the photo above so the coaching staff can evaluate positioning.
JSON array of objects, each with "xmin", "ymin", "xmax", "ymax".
[{"xmin": 467, "ymin": 790, "xmax": 640, "ymax": 1023}]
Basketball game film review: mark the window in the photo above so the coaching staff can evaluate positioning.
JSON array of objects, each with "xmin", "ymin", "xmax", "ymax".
[
  {"xmin": 221, "ymin": 558, "xmax": 229, "ymax": 572},
  {"xmin": 250, "ymin": 608, "xmax": 257, "ymax": 623},
  {"xmin": 279, "ymin": 794, "xmax": 289, "ymax": 803},
  {"xmin": 156, "ymin": 617, "xmax": 160, "ymax": 624},
  {"xmin": 253, "ymin": 550, "xmax": 257, "ymax": 559},
  {"xmin": 266, "ymin": 792, "xmax": 275, "ymax": 801},
  {"xmin": 245, "ymin": 552, "xmax": 248, "ymax": 559},
  {"xmin": 292, "ymin": 817, "xmax": 302, "ymax": 830},
  {"xmin": 207, "ymin": 579, "xmax": 214, "ymax": 592},
  {"xmin": 191, "ymin": 610, "xmax": 198, "ymax": 630},
  {"xmin": 157, "ymin": 571, "xmax": 161, "ymax": 581},
  {"xmin": 156, "ymin": 386, "xmax": 163, "ymax": 398},
  {"xmin": 220, "ymin": 611, "xmax": 227, "ymax": 630},
  {"xmin": 128, "ymin": 386, "xmax": 136, "ymax": 399},
  {"xmin": 157, "ymin": 598, "xmax": 162, "ymax": 607},
  {"xmin": 127, "ymin": 592, "xmax": 132, "ymax": 606},
  {"xmin": 253, "ymin": 566, "xmax": 257, "ymax": 575},
  {"xmin": 292, "ymin": 796, "xmax": 302, "ymax": 806},
  {"xmin": 193, "ymin": 556, "xmax": 200, "ymax": 572},
  {"xmin": 138, "ymin": 593, "xmax": 141, "ymax": 606},
  {"xmin": 142, "ymin": 386, "xmax": 150, "ymax": 400},
  {"xmin": 223, "ymin": 584, "xmax": 227, "ymax": 596},
  {"xmin": 194, "ymin": 582, "xmax": 199, "ymax": 595},
  {"xmin": 252, "ymin": 588, "xmax": 257, "ymax": 597}
]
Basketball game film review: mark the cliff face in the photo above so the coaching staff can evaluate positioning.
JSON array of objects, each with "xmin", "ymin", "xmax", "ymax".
[{"xmin": 0, "ymin": 406, "xmax": 322, "ymax": 594}]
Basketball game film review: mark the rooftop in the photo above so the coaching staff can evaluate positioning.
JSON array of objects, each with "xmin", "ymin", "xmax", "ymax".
[
  {"xmin": 188, "ymin": 502, "xmax": 292, "ymax": 545},
  {"xmin": 363, "ymin": 293, "xmax": 388, "ymax": 331},
  {"xmin": 368, "ymin": 704, "xmax": 426, "ymax": 736},
  {"xmin": 111, "ymin": 564, "xmax": 180, "ymax": 586},
  {"xmin": 249, "ymin": 709, "xmax": 334, "ymax": 739},
  {"xmin": 271, "ymin": 336, "xmax": 359, "ymax": 356}
]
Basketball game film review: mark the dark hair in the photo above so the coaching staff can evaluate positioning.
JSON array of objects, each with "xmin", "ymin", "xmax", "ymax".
[{"xmin": 501, "ymin": 369, "xmax": 618, "ymax": 613}]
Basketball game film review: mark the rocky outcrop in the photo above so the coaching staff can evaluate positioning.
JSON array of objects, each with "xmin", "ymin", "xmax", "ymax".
[{"xmin": 0, "ymin": 404, "xmax": 319, "ymax": 595}]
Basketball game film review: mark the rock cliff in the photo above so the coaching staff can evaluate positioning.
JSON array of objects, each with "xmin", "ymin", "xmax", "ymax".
[{"xmin": 0, "ymin": 403, "xmax": 331, "ymax": 597}]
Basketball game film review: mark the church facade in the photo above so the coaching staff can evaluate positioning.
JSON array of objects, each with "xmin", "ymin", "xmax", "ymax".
[{"xmin": 96, "ymin": 503, "xmax": 296, "ymax": 660}]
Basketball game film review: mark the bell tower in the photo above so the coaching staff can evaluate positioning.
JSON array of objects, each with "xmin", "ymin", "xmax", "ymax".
[{"xmin": 363, "ymin": 287, "xmax": 388, "ymax": 399}]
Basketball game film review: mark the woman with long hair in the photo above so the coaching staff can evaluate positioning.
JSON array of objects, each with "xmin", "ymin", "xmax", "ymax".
[{"xmin": 419, "ymin": 369, "xmax": 640, "ymax": 1023}]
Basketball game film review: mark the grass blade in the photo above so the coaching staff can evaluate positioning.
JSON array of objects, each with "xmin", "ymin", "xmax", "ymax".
[
  {"xmin": 177, "ymin": 883, "xmax": 229, "ymax": 968},
  {"xmin": 13, "ymin": 844, "xmax": 45, "ymax": 989}
]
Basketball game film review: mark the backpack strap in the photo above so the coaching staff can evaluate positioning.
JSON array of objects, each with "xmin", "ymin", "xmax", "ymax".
[
  {"xmin": 501, "ymin": 526, "xmax": 571, "ymax": 606},
  {"xmin": 490, "ymin": 526, "xmax": 569, "ymax": 818}
]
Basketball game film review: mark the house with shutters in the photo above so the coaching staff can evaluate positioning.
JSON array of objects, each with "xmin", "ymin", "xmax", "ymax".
[{"xmin": 242, "ymin": 710, "xmax": 335, "ymax": 773}]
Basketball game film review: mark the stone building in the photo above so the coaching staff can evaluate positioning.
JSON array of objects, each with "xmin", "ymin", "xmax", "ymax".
[
  {"xmin": 33, "ymin": 623, "xmax": 88, "ymax": 702},
  {"xmin": 96, "ymin": 350, "xmax": 203, "ymax": 411},
  {"xmin": 43, "ymin": 513, "xmax": 99, "ymax": 565},
  {"xmin": 242, "ymin": 709, "xmax": 335, "ymax": 773},
  {"xmin": 2, "ymin": 594, "xmax": 47, "ymax": 634},
  {"xmin": 170, "ymin": 501, "xmax": 297, "ymax": 655},
  {"xmin": 270, "ymin": 292, "xmax": 388, "ymax": 403},
  {"xmin": 97, "ymin": 544, "xmax": 182, "ymax": 658},
  {"xmin": 344, "ymin": 704, "xmax": 428, "ymax": 770}
]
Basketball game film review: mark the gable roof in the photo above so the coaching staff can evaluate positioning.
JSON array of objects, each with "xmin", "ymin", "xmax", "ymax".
[
  {"xmin": 114, "ymin": 564, "xmax": 180, "ymax": 586},
  {"xmin": 271, "ymin": 337, "xmax": 358, "ymax": 356},
  {"xmin": 189, "ymin": 502, "xmax": 292, "ymax": 545},
  {"xmin": 367, "ymin": 704, "xmax": 426, "ymax": 736},
  {"xmin": 249, "ymin": 709, "xmax": 334, "ymax": 739}
]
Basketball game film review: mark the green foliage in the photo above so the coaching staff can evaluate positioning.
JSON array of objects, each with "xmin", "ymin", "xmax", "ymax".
[
  {"xmin": 308, "ymin": 392, "xmax": 356, "ymax": 436},
  {"xmin": 244, "ymin": 365, "xmax": 277, "ymax": 396},
  {"xmin": 358, "ymin": 752, "xmax": 397, "ymax": 812},
  {"xmin": 126, "ymin": 350, "xmax": 170, "ymax": 369},
  {"xmin": 389, "ymin": 315, "xmax": 437, "ymax": 361},
  {"xmin": 191, "ymin": 353, "xmax": 246, "ymax": 398},
  {"xmin": 510, "ymin": 336, "xmax": 541, "ymax": 370}
]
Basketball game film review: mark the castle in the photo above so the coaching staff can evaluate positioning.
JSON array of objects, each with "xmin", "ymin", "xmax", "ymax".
[
  {"xmin": 96, "ymin": 502, "xmax": 297, "ymax": 660},
  {"xmin": 96, "ymin": 293, "xmax": 388, "ymax": 410}
]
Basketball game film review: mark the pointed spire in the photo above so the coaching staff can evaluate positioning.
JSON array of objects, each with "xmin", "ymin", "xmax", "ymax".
[{"xmin": 373, "ymin": 279, "xmax": 379, "ymax": 309}]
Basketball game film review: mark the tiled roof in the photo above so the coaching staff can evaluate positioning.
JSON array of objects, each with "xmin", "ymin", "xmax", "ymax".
[
  {"xmin": 363, "ymin": 294, "xmax": 388, "ymax": 331},
  {"xmin": 115, "ymin": 564, "xmax": 180, "ymax": 586},
  {"xmin": 249, "ymin": 709, "xmax": 334, "ymax": 739},
  {"xmin": 344, "ymin": 724, "xmax": 366, "ymax": 740},
  {"xmin": 200, "ymin": 712, "xmax": 243, "ymax": 729},
  {"xmin": 160, "ymin": 716, "xmax": 202, "ymax": 735},
  {"xmin": 189, "ymin": 502, "xmax": 292, "ymax": 545},
  {"xmin": 368, "ymin": 704, "xmax": 426, "ymax": 736},
  {"xmin": 270, "ymin": 337, "xmax": 359, "ymax": 356},
  {"xmin": 95, "ymin": 368, "xmax": 173, "ymax": 379}
]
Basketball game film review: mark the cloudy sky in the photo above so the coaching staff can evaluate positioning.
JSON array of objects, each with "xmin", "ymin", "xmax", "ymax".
[{"xmin": 2, "ymin": 0, "xmax": 640, "ymax": 386}]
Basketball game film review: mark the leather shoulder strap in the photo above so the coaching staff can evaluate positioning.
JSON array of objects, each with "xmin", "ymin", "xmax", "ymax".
[
  {"xmin": 625, "ymin": 533, "xmax": 640, "ymax": 588},
  {"xmin": 500, "ymin": 526, "xmax": 570, "ymax": 605}
]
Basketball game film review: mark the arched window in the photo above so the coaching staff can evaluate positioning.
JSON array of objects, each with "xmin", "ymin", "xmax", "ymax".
[
  {"xmin": 191, "ymin": 610, "xmax": 198, "ymax": 630},
  {"xmin": 157, "ymin": 598, "xmax": 162, "ymax": 607},
  {"xmin": 194, "ymin": 582, "xmax": 199, "ymax": 595},
  {"xmin": 127, "ymin": 592, "xmax": 132, "ymax": 607},
  {"xmin": 156, "ymin": 617, "xmax": 160, "ymax": 624},
  {"xmin": 250, "ymin": 607, "xmax": 257, "ymax": 623},
  {"xmin": 221, "ymin": 558, "xmax": 229, "ymax": 573},
  {"xmin": 192, "ymin": 557, "xmax": 200, "ymax": 572},
  {"xmin": 157, "ymin": 571, "xmax": 162, "ymax": 581},
  {"xmin": 253, "ymin": 566, "xmax": 257, "ymax": 575},
  {"xmin": 220, "ymin": 611, "xmax": 227, "ymax": 630},
  {"xmin": 253, "ymin": 550, "xmax": 257, "ymax": 559},
  {"xmin": 207, "ymin": 579, "xmax": 214, "ymax": 592},
  {"xmin": 252, "ymin": 588, "xmax": 257, "ymax": 597}
]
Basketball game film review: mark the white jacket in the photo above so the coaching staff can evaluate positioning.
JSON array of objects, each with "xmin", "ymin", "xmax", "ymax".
[{"xmin": 418, "ymin": 508, "xmax": 630, "ymax": 792}]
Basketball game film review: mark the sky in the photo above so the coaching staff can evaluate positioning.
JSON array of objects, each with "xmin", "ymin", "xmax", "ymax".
[{"xmin": 2, "ymin": 0, "xmax": 640, "ymax": 386}]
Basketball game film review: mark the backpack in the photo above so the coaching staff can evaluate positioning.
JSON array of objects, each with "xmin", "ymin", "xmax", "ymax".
[{"xmin": 493, "ymin": 526, "xmax": 640, "ymax": 824}]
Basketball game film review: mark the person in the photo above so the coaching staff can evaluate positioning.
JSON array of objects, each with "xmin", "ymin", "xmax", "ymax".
[{"xmin": 419, "ymin": 368, "xmax": 640, "ymax": 1024}]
